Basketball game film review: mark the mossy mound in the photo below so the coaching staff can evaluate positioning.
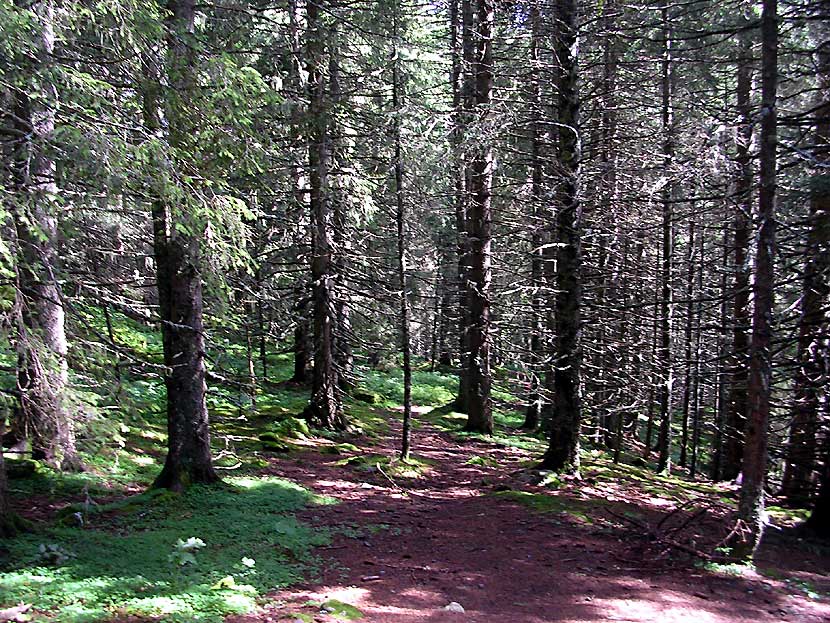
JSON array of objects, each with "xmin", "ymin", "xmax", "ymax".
[
  {"xmin": 258, "ymin": 434, "xmax": 292, "ymax": 453},
  {"xmin": 352, "ymin": 390, "xmax": 381, "ymax": 405},
  {"xmin": 321, "ymin": 599, "xmax": 363, "ymax": 620},
  {"xmin": 269, "ymin": 417, "xmax": 311, "ymax": 440}
]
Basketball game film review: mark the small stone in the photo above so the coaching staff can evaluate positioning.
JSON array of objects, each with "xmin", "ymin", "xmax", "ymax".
[{"xmin": 443, "ymin": 602, "xmax": 465, "ymax": 613}]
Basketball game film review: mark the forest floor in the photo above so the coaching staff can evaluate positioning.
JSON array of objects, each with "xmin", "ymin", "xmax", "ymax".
[
  {"xmin": 4, "ymin": 380, "xmax": 830, "ymax": 623},
  {"xmin": 226, "ymin": 409, "xmax": 830, "ymax": 623}
]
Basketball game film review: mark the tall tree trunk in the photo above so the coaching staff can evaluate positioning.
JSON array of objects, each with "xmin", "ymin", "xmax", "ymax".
[
  {"xmin": 690, "ymin": 228, "xmax": 705, "ymax": 477},
  {"xmin": 11, "ymin": 0, "xmax": 81, "ymax": 472},
  {"xmin": 523, "ymin": 1, "xmax": 545, "ymax": 431},
  {"xmin": 724, "ymin": 31, "xmax": 754, "ymax": 481},
  {"xmin": 728, "ymin": 0, "xmax": 777, "ymax": 560},
  {"xmin": 287, "ymin": 0, "xmax": 310, "ymax": 386},
  {"xmin": 452, "ymin": 0, "xmax": 474, "ymax": 414},
  {"xmin": 462, "ymin": 0, "xmax": 494, "ymax": 434},
  {"xmin": 149, "ymin": 0, "xmax": 218, "ymax": 491},
  {"xmin": 392, "ymin": 12, "xmax": 413, "ymax": 459},
  {"xmin": 781, "ymin": 27, "xmax": 829, "ymax": 507},
  {"xmin": 303, "ymin": 0, "xmax": 346, "ymax": 430},
  {"xmin": 541, "ymin": 0, "xmax": 581, "ymax": 473},
  {"xmin": 328, "ymin": 29, "xmax": 354, "ymax": 389},
  {"xmin": 656, "ymin": 6, "xmax": 675, "ymax": 474}
]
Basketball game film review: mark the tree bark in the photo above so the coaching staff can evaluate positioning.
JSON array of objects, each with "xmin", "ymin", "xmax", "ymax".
[
  {"xmin": 0, "ymin": 412, "xmax": 21, "ymax": 537},
  {"xmin": 452, "ymin": 0, "xmax": 474, "ymax": 414},
  {"xmin": 523, "ymin": 1, "xmax": 545, "ymax": 432},
  {"xmin": 541, "ymin": 0, "xmax": 581, "ymax": 473},
  {"xmin": 392, "ymin": 12, "xmax": 413, "ymax": 459},
  {"xmin": 656, "ymin": 5, "xmax": 675, "ymax": 474},
  {"xmin": 679, "ymin": 219, "xmax": 696, "ymax": 467},
  {"xmin": 462, "ymin": 0, "xmax": 494, "ymax": 435},
  {"xmin": 807, "ymin": 437, "xmax": 830, "ymax": 537},
  {"xmin": 728, "ymin": 0, "xmax": 777, "ymax": 560},
  {"xmin": 147, "ymin": 0, "xmax": 218, "ymax": 491},
  {"xmin": 303, "ymin": 0, "xmax": 346, "ymax": 430}
]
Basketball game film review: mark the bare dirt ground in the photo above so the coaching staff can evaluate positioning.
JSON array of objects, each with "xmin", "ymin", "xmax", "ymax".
[{"xmin": 230, "ymin": 419, "xmax": 830, "ymax": 623}]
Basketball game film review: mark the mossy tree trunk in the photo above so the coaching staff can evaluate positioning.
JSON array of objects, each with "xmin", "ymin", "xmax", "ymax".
[{"xmin": 11, "ymin": 0, "xmax": 81, "ymax": 472}]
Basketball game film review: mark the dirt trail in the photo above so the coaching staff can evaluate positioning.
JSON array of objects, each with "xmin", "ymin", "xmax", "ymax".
[{"xmin": 231, "ymin": 419, "xmax": 830, "ymax": 623}]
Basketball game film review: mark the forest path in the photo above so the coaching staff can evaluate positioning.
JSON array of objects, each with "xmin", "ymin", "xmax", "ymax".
[{"xmin": 230, "ymin": 413, "xmax": 830, "ymax": 623}]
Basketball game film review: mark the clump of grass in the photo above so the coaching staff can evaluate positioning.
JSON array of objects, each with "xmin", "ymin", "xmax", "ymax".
[{"xmin": 0, "ymin": 476, "xmax": 334, "ymax": 622}]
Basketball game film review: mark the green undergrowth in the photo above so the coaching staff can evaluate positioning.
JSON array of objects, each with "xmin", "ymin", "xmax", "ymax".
[
  {"xmin": 358, "ymin": 368, "xmax": 457, "ymax": 407},
  {"xmin": 0, "ymin": 476, "xmax": 334, "ymax": 622},
  {"xmin": 426, "ymin": 407, "xmax": 547, "ymax": 453},
  {"xmin": 334, "ymin": 453, "xmax": 434, "ymax": 479}
]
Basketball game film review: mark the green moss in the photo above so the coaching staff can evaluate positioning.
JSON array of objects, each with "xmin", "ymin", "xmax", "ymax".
[
  {"xmin": 466, "ymin": 455, "xmax": 499, "ymax": 468},
  {"xmin": 321, "ymin": 599, "xmax": 363, "ymax": 620},
  {"xmin": 352, "ymin": 390, "xmax": 381, "ymax": 404},
  {"xmin": 0, "ymin": 476, "xmax": 333, "ymax": 623},
  {"xmin": 766, "ymin": 505, "xmax": 811, "ymax": 525},
  {"xmin": 494, "ymin": 490, "xmax": 567, "ymax": 513}
]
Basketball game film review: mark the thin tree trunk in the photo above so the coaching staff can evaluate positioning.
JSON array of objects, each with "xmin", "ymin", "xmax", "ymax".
[
  {"xmin": 328, "ymin": 30, "xmax": 354, "ymax": 389},
  {"xmin": 690, "ymin": 228, "xmax": 705, "ymax": 477},
  {"xmin": 728, "ymin": 0, "xmax": 777, "ymax": 560},
  {"xmin": 657, "ymin": 5, "xmax": 675, "ymax": 474},
  {"xmin": 523, "ymin": 1, "xmax": 545, "ymax": 431},
  {"xmin": 711, "ymin": 222, "xmax": 731, "ymax": 479},
  {"xmin": 452, "ymin": 0, "xmax": 474, "ymax": 414},
  {"xmin": 392, "ymin": 13, "xmax": 413, "ymax": 459},
  {"xmin": 680, "ymin": 219, "xmax": 696, "ymax": 467},
  {"xmin": 0, "ymin": 412, "xmax": 21, "ymax": 537},
  {"xmin": 102, "ymin": 303, "xmax": 122, "ymax": 402},
  {"xmin": 643, "ymin": 272, "xmax": 659, "ymax": 458},
  {"xmin": 724, "ymin": 30, "xmax": 754, "ymax": 481}
]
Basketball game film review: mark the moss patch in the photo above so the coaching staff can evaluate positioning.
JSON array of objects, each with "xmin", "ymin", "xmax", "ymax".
[{"xmin": 321, "ymin": 599, "xmax": 363, "ymax": 620}]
